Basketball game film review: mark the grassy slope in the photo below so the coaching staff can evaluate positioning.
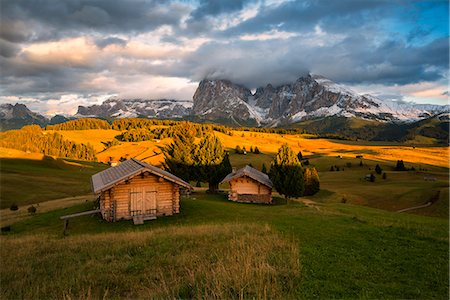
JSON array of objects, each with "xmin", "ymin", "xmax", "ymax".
[
  {"xmin": 1, "ymin": 194, "xmax": 448, "ymax": 299},
  {"xmin": 51, "ymin": 128, "xmax": 449, "ymax": 168},
  {"xmin": 0, "ymin": 157, "xmax": 106, "ymax": 209}
]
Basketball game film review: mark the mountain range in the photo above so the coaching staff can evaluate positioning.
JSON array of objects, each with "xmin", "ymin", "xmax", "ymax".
[
  {"xmin": 1, "ymin": 74, "xmax": 448, "ymax": 143},
  {"xmin": 73, "ymin": 74, "xmax": 447, "ymax": 126}
]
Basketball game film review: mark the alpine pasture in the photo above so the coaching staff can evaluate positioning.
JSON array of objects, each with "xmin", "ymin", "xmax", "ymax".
[{"xmin": 0, "ymin": 122, "xmax": 448, "ymax": 299}]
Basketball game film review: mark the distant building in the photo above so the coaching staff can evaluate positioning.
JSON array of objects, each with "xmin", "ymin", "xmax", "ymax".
[
  {"xmin": 91, "ymin": 159, "xmax": 192, "ymax": 224},
  {"xmin": 221, "ymin": 165, "xmax": 273, "ymax": 204}
]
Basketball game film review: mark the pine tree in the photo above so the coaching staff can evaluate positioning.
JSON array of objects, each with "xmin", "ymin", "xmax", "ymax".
[
  {"xmin": 254, "ymin": 146, "xmax": 260, "ymax": 154},
  {"xmin": 375, "ymin": 164, "xmax": 382, "ymax": 175},
  {"xmin": 195, "ymin": 134, "xmax": 229, "ymax": 192},
  {"xmin": 359, "ymin": 160, "xmax": 363, "ymax": 167},
  {"xmin": 382, "ymin": 172, "xmax": 387, "ymax": 180},
  {"xmin": 304, "ymin": 167, "xmax": 320, "ymax": 196},
  {"xmin": 330, "ymin": 166, "xmax": 335, "ymax": 171},
  {"xmin": 269, "ymin": 143, "xmax": 304, "ymax": 200},
  {"xmin": 250, "ymin": 146, "xmax": 254, "ymax": 153},
  {"xmin": 163, "ymin": 122, "xmax": 196, "ymax": 181},
  {"xmin": 297, "ymin": 151, "xmax": 303, "ymax": 161},
  {"xmin": 395, "ymin": 160, "xmax": 406, "ymax": 171},
  {"xmin": 261, "ymin": 163, "xmax": 267, "ymax": 174}
]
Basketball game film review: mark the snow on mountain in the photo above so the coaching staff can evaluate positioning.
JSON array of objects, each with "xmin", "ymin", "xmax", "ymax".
[{"xmin": 76, "ymin": 98, "xmax": 193, "ymax": 119}]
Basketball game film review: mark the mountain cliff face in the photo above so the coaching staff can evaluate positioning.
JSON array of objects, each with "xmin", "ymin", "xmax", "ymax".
[
  {"xmin": 0, "ymin": 103, "xmax": 48, "ymax": 130},
  {"xmin": 76, "ymin": 98, "xmax": 192, "ymax": 119},
  {"xmin": 191, "ymin": 75, "xmax": 449, "ymax": 125}
]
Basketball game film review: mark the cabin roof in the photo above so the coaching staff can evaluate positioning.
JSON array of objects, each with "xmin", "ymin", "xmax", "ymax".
[
  {"xmin": 91, "ymin": 158, "xmax": 192, "ymax": 194},
  {"xmin": 220, "ymin": 165, "xmax": 273, "ymax": 188}
]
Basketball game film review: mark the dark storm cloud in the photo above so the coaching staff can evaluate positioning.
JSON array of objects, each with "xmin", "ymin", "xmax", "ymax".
[
  {"xmin": 222, "ymin": 0, "xmax": 392, "ymax": 37},
  {"xmin": 0, "ymin": 0, "xmax": 189, "ymax": 42},
  {"xmin": 0, "ymin": 39, "xmax": 21, "ymax": 58},
  {"xmin": 155, "ymin": 34, "xmax": 448, "ymax": 89},
  {"xmin": 95, "ymin": 37, "xmax": 127, "ymax": 48},
  {"xmin": 190, "ymin": 0, "xmax": 251, "ymax": 19}
]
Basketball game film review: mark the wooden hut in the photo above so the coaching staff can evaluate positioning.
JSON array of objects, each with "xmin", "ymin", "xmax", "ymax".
[
  {"xmin": 220, "ymin": 165, "xmax": 273, "ymax": 204},
  {"xmin": 91, "ymin": 158, "xmax": 192, "ymax": 224}
]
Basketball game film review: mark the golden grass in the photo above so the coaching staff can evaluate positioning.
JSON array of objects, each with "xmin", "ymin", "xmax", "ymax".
[
  {"xmin": 0, "ymin": 223, "xmax": 300, "ymax": 299},
  {"xmin": 3, "ymin": 129, "xmax": 449, "ymax": 167},
  {"xmin": 52, "ymin": 129, "xmax": 123, "ymax": 152},
  {"xmin": 0, "ymin": 147, "xmax": 44, "ymax": 160}
]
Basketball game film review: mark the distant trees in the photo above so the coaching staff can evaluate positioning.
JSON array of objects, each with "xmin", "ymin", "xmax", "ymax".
[
  {"xmin": 269, "ymin": 144, "xmax": 304, "ymax": 199},
  {"xmin": 369, "ymin": 173, "xmax": 376, "ymax": 182},
  {"xmin": 235, "ymin": 145, "xmax": 261, "ymax": 155},
  {"xmin": 0, "ymin": 125, "xmax": 97, "ymax": 161},
  {"xmin": 46, "ymin": 118, "xmax": 110, "ymax": 130},
  {"xmin": 297, "ymin": 151, "xmax": 303, "ymax": 161},
  {"xmin": 375, "ymin": 164, "xmax": 383, "ymax": 175},
  {"xmin": 395, "ymin": 160, "xmax": 407, "ymax": 171},
  {"xmin": 121, "ymin": 129, "xmax": 155, "ymax": 142},
  {"xmin": 304, "ymin": 167, "xmax": 320, "ymax": 196},
  {"xmin": 382, "ymin": 172, "xmax": 387, "ymax": 180}
]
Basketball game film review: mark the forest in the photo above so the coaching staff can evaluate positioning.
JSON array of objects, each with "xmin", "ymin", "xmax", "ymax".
[{"xmin": 0, "ymin": 125, "xmax": 97, "ymax": 161}]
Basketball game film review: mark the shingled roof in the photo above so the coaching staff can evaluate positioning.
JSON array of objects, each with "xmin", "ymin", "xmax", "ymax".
[
  {"xmin": 220, "ymin": 165, "xmax": 273, "ymax": 188},
  {"xmin": 91, "ymin": 158, "xmax": 192, "ymax": 194}
]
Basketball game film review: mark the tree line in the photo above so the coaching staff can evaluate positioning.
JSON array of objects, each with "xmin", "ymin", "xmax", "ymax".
[
  {"xmin": 163, "ymin": 122, "xmax": 320, "ymax": 198},
  {"xmin": 42, "ymin": 117, "xmax": 318, "ymax": 137},
  {"xmin": 163, "ymin": 122, "xmax": 231, "ymax": 192},
  {"xmin": 0, "ymin": 125, "xmax": 97, "ymax": 161}
]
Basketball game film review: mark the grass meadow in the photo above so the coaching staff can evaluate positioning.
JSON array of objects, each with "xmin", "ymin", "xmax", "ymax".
[
  {"xmin": 1, "ymin": 193, "xmax": 448, "ymax": 299},
  {"xmin": 0, "ymin": 128, "xmax": 448, "ymax": 299}
]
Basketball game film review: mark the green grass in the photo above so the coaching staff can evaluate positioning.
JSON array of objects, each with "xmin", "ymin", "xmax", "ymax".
[
  {"xmin": 1, "ymin": 193, "xmax": 448, "ymax": 299},
  {"xmin": 0, "ymin": 157, "xmax": 107, "ymax": 209}
]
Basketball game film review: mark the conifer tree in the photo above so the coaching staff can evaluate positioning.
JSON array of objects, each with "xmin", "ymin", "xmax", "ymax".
[
  {"xmin": 163, "ymin": 122, "xmax": 196, "ymax": 181},
  {"xmin": 304, "ymin": 167, "xmax": 320, "ymax": 196},
  {"xmin": 261, "ymin": 163, "xmax": 267, "ymax": 174},
  {"xmin": 250, "ymin": 146, "xmax": 254, "ymax": 153},
  {"xmin": 395, "ymin": 160, "xmax": 406, "ymax": 171},
  {"xmin": 254, "ymin": 146, "xmax": 260, "ymax": 154},
  {"xmin": 375, "ymin": 164, "xmax": 382, "ymax": 175},
  {"xmin": 195, "ymin": 134, "xmax": 230, "ymax": 192},
  {"xmin": 297, "ymin": 151, "xmax": 303, "ymax": 161},
  {"xmin": 269, "ymin": 143, "xmax": 304, "ymax": 200}
]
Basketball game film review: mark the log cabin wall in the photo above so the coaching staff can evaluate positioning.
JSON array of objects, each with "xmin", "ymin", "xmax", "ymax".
[
  {"xmin": 229, "ymin": 176, "xmax": 272, "ymax": 203},
  {"xmin": 100, "ymin": 171, "xmax": 180, "ymax": 221}
]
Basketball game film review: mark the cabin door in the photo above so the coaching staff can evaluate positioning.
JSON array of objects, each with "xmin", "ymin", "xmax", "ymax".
[
  {"xmin": 130, "ymin": 188, "xmax": 157, "ymax": 217},
  {"xmin": 144, "ymin": 188, "xmax": 157, "ymax": 216}
]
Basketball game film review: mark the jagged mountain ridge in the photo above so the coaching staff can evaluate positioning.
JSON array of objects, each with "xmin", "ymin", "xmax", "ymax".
[
  {"xmin": 0, "ymin": 103, "xmax": 48, "ymax": 130},
  {"xmin": 193, "ymin": 75, "xmax": 449, "ymax": 126},
  {"xmin": 76, "ymin": 98, "xmax": 192, "ymax": 119}
]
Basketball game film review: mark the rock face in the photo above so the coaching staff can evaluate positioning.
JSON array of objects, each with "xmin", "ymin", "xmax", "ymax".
[
  {"xmin": 192, "ymin": 80, "xmax": 259, "ymax": 124},
  {"xmin": 76, "ymin": 98, "xmax": 192, "ymax": 119},
  {"xmin": 191, "ymin": 74, "xmax": 450, "ymax": 125},
  {"xmin": 0, "ymin": 103, "xmax": 48, "ymax": 130}
]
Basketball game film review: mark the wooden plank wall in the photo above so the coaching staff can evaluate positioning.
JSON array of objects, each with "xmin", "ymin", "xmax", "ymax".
[
  {"xmin": 100, "ymin": 171, "xmax": 180, "ymax": 221},
  {"xmin": 229, "ymin": 176, "xmax": 271, "ymax": 202}
]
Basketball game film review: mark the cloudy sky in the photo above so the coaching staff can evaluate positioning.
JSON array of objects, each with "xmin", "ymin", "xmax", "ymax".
[{"xmin": 0, "ymin": 0, "xmax": 448, "ymax": 115}]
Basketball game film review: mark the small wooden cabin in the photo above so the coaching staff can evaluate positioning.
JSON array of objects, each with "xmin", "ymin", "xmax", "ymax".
[
  {"xmin": 221, "ymin": 165, "xmax": 273, "ymax": 204},
  {"xmin": 91, "ymin": 158, "xmax": 192, "ymax": 223}
]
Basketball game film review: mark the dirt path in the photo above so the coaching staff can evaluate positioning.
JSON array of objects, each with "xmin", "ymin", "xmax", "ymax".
[
  {"xmin": 0, "ymin": 194, "xmax": 95, "ymax": 226},
  {"xmin": 397, "ymin": 191, "xmax": 441, "ymax": 213}
]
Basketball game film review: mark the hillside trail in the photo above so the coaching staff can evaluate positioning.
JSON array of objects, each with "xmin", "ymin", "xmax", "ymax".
[
  {"xmin": 0, "ymin": 194, "xmax": 95, "ymax": 226},
  {"xmin": 397, "ymin": 191, "xmax": 440, "ymax": 213}
]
